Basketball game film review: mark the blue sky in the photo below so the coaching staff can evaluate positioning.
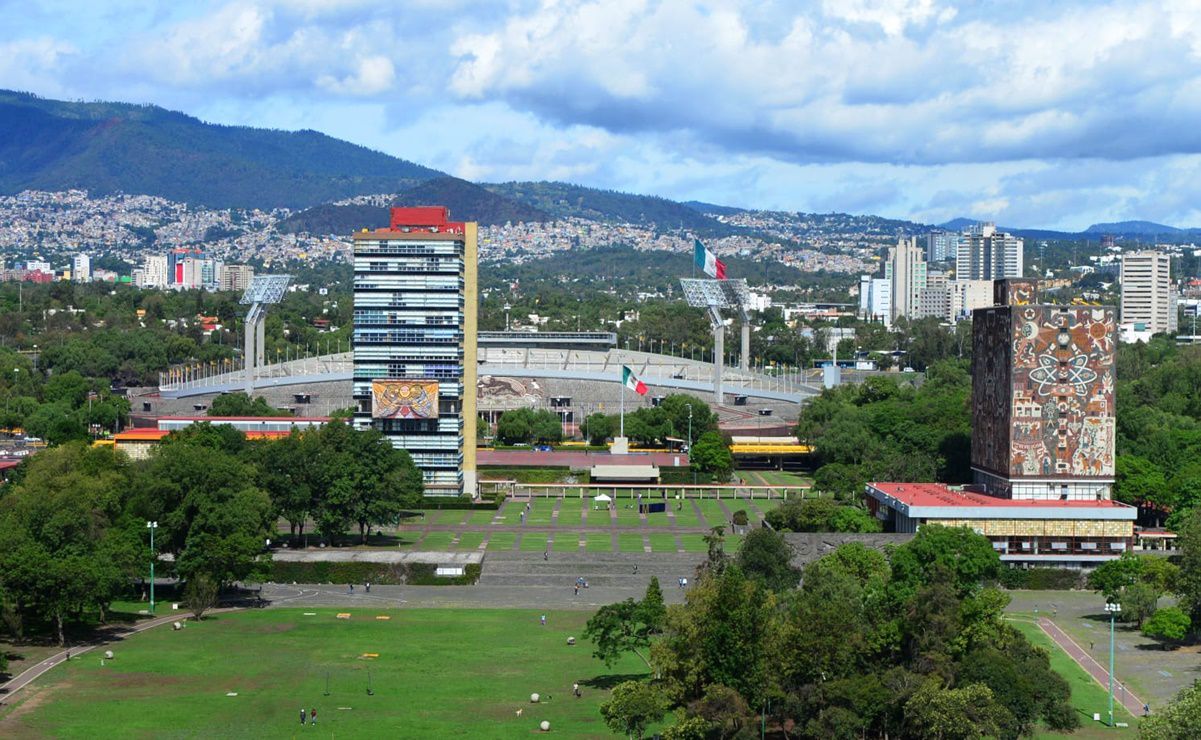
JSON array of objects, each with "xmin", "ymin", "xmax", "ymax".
[{"xmin": 3, "ymin": 0, "xmax": 1201, "ymax": 230}]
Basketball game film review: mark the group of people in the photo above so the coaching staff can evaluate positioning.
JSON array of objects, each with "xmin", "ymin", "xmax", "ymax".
[
  {"xmin": 299, "ymin": 708, "xmax": 317, "ymax": 725},
  {"xmin": 345, "ymin": 582, "xmax": 371, "ymax": 594},
  {"xmin": 573, "ymin": 576, "xmax": 589, "ymax": 595}
]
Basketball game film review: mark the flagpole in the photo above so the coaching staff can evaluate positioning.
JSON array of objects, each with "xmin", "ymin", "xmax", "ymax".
[{"xmin": 620, "ymin": 373, "xmax": 625, "ymax": 438}]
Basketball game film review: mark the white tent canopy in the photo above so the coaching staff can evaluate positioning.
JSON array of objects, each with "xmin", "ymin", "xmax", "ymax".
[{"xmin": 592, "ymin": 494, "xmax": 612, "ymax": 502}]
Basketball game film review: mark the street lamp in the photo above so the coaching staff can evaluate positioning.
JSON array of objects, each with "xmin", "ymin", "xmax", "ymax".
[
  {"xmin": 146, "ymin": 521, "xmax": 158, "ymax": 614},
  {"xmin": 1105, "ymin": 601, "xmax": 1121, "ymax": 726}
]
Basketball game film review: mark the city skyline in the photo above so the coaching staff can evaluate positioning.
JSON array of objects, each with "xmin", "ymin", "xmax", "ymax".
[{"xmin": 4, "ymin": 1, "xmax": 1201, "ymax": 230}]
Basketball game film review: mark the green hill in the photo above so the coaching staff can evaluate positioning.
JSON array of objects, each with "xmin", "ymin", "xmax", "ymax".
[
  {"xmin": 484, "ymin": 181, "xmax": 741, "ymax": 236},
  {"xmin": 0, "ymin": 90, "xmax": 443, "ymax": 208},
  {"xmin": 278, "ymin": 176, "xmax": 548, "ymax": 234}
]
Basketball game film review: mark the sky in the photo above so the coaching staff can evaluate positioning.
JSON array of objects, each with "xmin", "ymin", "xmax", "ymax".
[{"xmin": 3, "ymin": 0, "xmax": 1201, "ymax": 230}]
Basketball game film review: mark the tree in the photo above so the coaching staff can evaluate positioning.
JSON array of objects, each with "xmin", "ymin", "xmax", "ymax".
[
  {"xmin": 1087, "ymin": 552, "xmax": 1144, "ymax": 600},
  {"xmin": 765, "ymin": 498, "xmax": 881, "ymax": 533},
  {"xmin": 889, "ymin": 524, "xmax": 1000, "ymax": 598},
  {"xmin": 1121, "ymin": 581, "xmax": 1161, "ymax": 627},
  {"xmin": 1142, "ymin": 606, "xmax": 1191, "ymax": 646},
  {"xmin": 1140, "ymin": 681, "xmax": 1201, "ymax": 739},
  {"xmin": 1114, "ymin": 455, "xmax": 1170, "ymax": 508},
  {"xmin": 1172, "ymin": 507, "xmax": 1201, "ymax": 624},
  {"xmin": 903, "ymin": 679, "xmax": 1011, "ymax": 740},
  {"xmin": 208, "ymin": 392, "xmax": 293, "ymax": 417},
  {"xmin": 639, "ymin": 577, "xmax": 666, "ymax": 635},
  {"xmin": 658, "ymin": 395, "xmax": 717, "ymax": 442},
  {"xmin": 185, "ymin": 573, "xmax": 220, "ymax": 621},
  {"xmin": 495, "ymin": 408, "xmax": 534, "ymax": 445},
  {"xmin": 686, "ymin": 684, "xmax": 751, "ymax": 739},
  {"xmin": 586, "ymin": 598, "xmax": 655, "ymax": 668},
  {"xmin": 600, "ymin": 681, "xmax": 669, "ymax": 740},
  {"xmin": 688, "ymin": 431, "xmax": 732, "ymax": 480},
  {"xmin": 582, "ymin": 412, "xmax": 614, "ymax": 446},
  {"xmin": 530, "ymin": 409, "xmax": 563, "ymax": 444},
  {"xmin": 736, "ymin": 528, "xmax": 800, "ymax": 592}
]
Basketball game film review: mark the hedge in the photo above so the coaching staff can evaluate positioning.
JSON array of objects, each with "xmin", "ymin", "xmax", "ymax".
[
  {"xmin": 996, "ymin": 567, "xmax": 1086, "ymax": 591},
  {"xmin": 270, "ymin": 561, "xmax": 482, "ymax": 586}
]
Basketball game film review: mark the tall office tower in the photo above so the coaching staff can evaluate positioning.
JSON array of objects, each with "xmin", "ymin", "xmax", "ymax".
[
  {"xmin": 143, "ymin": 255, "xmax": 169, "ymax": 288},
  {"xmin": 925, "ymin": 231, "xmax": 959, "ymax": 262},
  {"xmin": 352, "ymin": 207, "xmax": 478, "ymax": 495},
  {"xmin": 971, "ymin": 279, "xmax": 1117, "ymax": 501},
  {"xmin": 219, "ymin": 264, "xmax": 255, "ymax": 292},
  {"xmin": 956, "ymin": 222, "xmax": 1024, "ymax": 280},
  {"xmin": 1120, "ymin": 251, "xmax": 1174, "ymax": 335},
  {"xmin": 72, "ymin": 253, "xmax": 91, "ymax": 283},
  {"xmin": 885, "ymin": 237, "xmax": 927, "ymax": 321}
]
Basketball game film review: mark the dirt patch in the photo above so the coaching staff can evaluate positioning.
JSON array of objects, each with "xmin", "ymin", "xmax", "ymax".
[{"xmin": 0, "ymin": 681, "xmax": 61, "ymax": 734}]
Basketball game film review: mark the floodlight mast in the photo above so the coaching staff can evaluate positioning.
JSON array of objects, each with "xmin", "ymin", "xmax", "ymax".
[
  {"xmin": 680, "ymin": 278, "xmax": 749, "ymax": 403},
  {"xmin": 239, "ymin": 275, "xmax": 292, "ymax": 394}
]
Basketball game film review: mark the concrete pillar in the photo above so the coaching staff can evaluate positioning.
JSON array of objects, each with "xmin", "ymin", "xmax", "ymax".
[
  {"xmin": 740, "ymin": 320, "xmax": 750, "ymax": 373},
  {"xmin": 713, "ymin": 324, "xmax": 724, "ymax": 404},
  {"xmin": 255, "ymin": 316, "xmax": 265, "ymax": 368},
  {"xmin": 243, "ymin": 313, "xmax": 256, "ymax": 395}
]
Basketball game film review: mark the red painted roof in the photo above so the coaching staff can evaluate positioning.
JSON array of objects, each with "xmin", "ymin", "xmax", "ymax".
[
  {"xmin": 869, "ymin": 482, "xmax": 1129, "ymax": 508},
  {"xmin": 0, "ymin": 460, "xmax": 22, "ymax": 470},
  {"xmin": 156, "ymin": 416, "xmax": 331, "ymax": 422}
]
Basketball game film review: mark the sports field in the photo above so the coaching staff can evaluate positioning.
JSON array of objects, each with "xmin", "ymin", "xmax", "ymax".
[{"xmin": 0, "ymin": 609, "xmax": 649, "ymax": 738}]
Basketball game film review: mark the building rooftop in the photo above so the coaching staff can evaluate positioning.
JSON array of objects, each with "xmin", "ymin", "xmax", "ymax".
[{"xmin": 868, "ymin": 482, "xmax": 1132, "ymax": 509}]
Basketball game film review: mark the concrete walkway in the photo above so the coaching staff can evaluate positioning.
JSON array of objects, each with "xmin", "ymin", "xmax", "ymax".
[
  {"xmin": 0, "ymin": 608, "xmax": 240, "ymax": 706},
  {"xmin": 1038, "ymin": 617, "xmax": 1147, "ymax": 719}
]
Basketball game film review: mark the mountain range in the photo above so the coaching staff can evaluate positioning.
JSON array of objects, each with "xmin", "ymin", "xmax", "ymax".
[{"xmin": 2, "ymin": 89, "xmax": 1198, "ymax": 241}]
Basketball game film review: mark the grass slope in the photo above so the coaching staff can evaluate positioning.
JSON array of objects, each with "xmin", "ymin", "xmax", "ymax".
[{"xmin": 0, "ymin": 609, "xmax": 649, "ymax": 738}]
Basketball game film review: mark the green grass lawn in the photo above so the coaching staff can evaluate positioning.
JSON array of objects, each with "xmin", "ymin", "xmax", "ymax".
[
  {"xmin": 648, "ymin": 533, "xmax": 679, "ymax": 553},
  {"xmin": 417, "ymin": 531, "xmax": 455, "ymax": 550},
  {"xmin": 671, "ymin": 502, "xmax": 703, "ymax": 528},
  {"xmin": 1010, "ymin": 620, "xmax": 1139, "ymax": 739},
  {"xmin": 678, "ymin": 534, "xmax": 709, "ymax": 552},
  {"xmin": 618, "ymin": 533, "xmax": 647, "ymax": 553},
  {"xmin": 754, "ymin": 471, "xmax": 811, "ymax": 487},
  {"xmin": 423, "ymin": 510, "xmax": 467, "ymax": 526},
  {"xmin": 613, "ymin": 504, "xmax": 643, "ymax": 527},
  {"xmin": 693, "ymin": 500, "xmax": 730, "ymax": 528},
  {"xmin": 584, "ymin": 534, "xmax": 612, "ymax": 552},
  {"xmin": 466, "ymin": 510, "xmax": 497, "ymax": 526},
  {"xmin": 454, "ymin": 532, "xmax": 484, "ymax": 550},
  {"xmin": 485, "ymin": 532, "xmax": 517, "ymax": 551},
  {"xmin": 519, "ymin": 533, "xmax": 549, "ymax": 552},
  {"xmin": 0, "ymin": 609, "xmax": 649, "ymax": 738},
  {"xmin": 524, "ymin": 503, "xmax": 556, "ymax": 525}
]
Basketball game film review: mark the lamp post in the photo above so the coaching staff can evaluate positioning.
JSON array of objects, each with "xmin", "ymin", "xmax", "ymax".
[
  {"xmin": 147, "ymin": 521, "xmax": 158, "ymax": 614},
  {"xmin": 1105, "ymin": 601, "xmax": 1121, "ymax": 726}
]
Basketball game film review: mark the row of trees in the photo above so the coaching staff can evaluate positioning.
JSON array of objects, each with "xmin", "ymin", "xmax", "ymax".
[
  {"xmin": 0, "ymin": 421, "xmax": 421, "ymax": 645},
  {"xmin": 589, "ymin": 525, "xmax": 1079, "ymax": 739}
]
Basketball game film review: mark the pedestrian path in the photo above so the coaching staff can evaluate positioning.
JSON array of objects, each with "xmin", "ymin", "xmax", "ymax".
[{"xmin": 1038, "ymin": 617, "xmax": 1146, "ymax": 718}]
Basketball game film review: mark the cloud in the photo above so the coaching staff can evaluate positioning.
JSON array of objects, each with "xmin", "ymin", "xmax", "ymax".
[
  {"xmin": 448, "ymin": 1, "xmax": 1201, "ymax": 166},
  {"xmin": 0, "ymin": 36, "xmax": 77, "ymax": 95}
]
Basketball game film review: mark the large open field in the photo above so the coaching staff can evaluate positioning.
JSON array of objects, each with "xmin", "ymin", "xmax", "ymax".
[{"xmin": 0, "ymin": 609, "xmax": 648, "ymax": 738}]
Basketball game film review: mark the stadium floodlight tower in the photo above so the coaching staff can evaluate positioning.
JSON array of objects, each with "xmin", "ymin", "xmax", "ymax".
[
  {"xmin": 680, "ymin": 278, "xmax": 750, "ymax": 403},
  {"xmin": 239, "ymin": 275, "xmax": 291, "ymax": 395}
]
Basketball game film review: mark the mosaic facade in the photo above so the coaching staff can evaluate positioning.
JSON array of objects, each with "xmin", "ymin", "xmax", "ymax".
[{"xmin": 972, "ymin": 303, "xmax": 1117, "ymax": 484}]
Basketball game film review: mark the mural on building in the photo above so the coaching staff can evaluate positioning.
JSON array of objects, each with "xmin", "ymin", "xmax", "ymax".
[
  {"xmin": 972, "ymin": 303, "xmax": 1116, "ymax": 480},
  {"xmin": 371, "ymin": 380, "xmax": 440, "ymax": 420}
]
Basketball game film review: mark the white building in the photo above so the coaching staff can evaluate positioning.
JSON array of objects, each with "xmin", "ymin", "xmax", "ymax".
[
  {"xmin": 925, "ymin": 231, "xmax": 959, "ymax": 262},
  {"xmin": 859, "ymin": 275, "xmax": 893, "ymax": 327},
  {"xmin": 956, "ymin": 223, "xmax": 1023, "ymax": 281},
  {"xmin": 885, "ymin": 237, "xmax": 927, "ymax": 322},
  {"xmin": 219, "ymin": 264, "xmax": 255, "ymax": 292},
  {"xmin": 950, "ymin": 279, "xmax": 994, "ymax": 321},
  {"xmin": 71, "ymin": 253, "xmax": 91, "ymax": 283},
  {"xmin": 1120, "ymin": 251, "xmax": 1175, "ymax": 336},
  {"xmin": 26, "ymin": 260, "xmax": 51, "ymax": 273},
  {"xmin": 141, "ymin": 255, "xmax": 169, "ymax": 288}
]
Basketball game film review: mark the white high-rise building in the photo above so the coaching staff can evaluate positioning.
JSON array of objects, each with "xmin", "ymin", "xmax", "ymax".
[
  {"xmin": 859, "ymin": 275, "xmax": 893, "ymax": 327},
  {"xmin": 218, "ymin": 264, "xmax": 255, "ymax": 292},
  {"xmin": 956, "ymin": 223, "xmax": 1023, "ymax": 280},
  {"xmin": 142, "ymin": 255, "xmax": 169, "ymax": 288},
  {"xmin": 1120, "ymin": 251, "xmax": 1175, "ymax": 336},
  {"xmin": 885, "ymin": 237, "xmax": 927, "ymax": 322},
  {"xmin": 72, "ymin": 253, "xmax": 91, "ymax": 283}
]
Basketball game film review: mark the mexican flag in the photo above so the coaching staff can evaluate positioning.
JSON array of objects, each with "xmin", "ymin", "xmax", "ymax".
[
  {"xmin": 694, "ymin": 238, "xmax": 726, "ymax": 280},
  {"xmin": 623, "ymin": 366, "xmax": 648, "ymax": 395}
]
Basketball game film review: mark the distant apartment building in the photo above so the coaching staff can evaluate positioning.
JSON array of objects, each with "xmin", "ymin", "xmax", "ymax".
[
  {"xmin": 956, "ymin": 222, "xmax": 1023, "ymax": 281},
  {"xmin": 925, "ymin": 231, "xmax": 959, "ymax": 262},
  {"xmin": 859, "ymin": 275, "xmax": 893, "ymax": 327},
  {"xmin": 25, "ymin": 260, "xmax": 51, "ymax": 273},
  {"xmin": 71, "ymin": 253, "xmax": 91, "ymax": 283},
  {"xmin": 138, "ymin": 255, "xmax": 169, "ymax": 288},
  {"xmin": 219, "ymin": 264, "xmax": 255, "ymax": 292},
  {"xmin": 917, "ymin": 271, "xmax": 950, "ymax": 320},
  {"xmin": 949, "ymin": 279, "xmax": 994, "ymax": 321},
  {"xmin": 1120, "ymin": 251, "xmax": 1176, "ymax": 337},
  {"xmin": 352, "ymin": 207, "xmax": 478, "ymax": 496},
  {"xmin": 885, "ymin": 237, "xmax": 927, "ymax": 322}
]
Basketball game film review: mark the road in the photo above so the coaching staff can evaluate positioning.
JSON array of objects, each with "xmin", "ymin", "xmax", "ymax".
[{"xmin": 1038, "ymin": 616, "xmax": 1147, "ymax": 719}]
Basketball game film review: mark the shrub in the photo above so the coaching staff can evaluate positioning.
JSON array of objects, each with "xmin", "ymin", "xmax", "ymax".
[
  {"xmin": 268, "ymin": 561, "xmax": 480, "ymax": 586},
  {"xmin": 997, "ymin": 567, "xmax": 1085, "ymax": 591}
]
